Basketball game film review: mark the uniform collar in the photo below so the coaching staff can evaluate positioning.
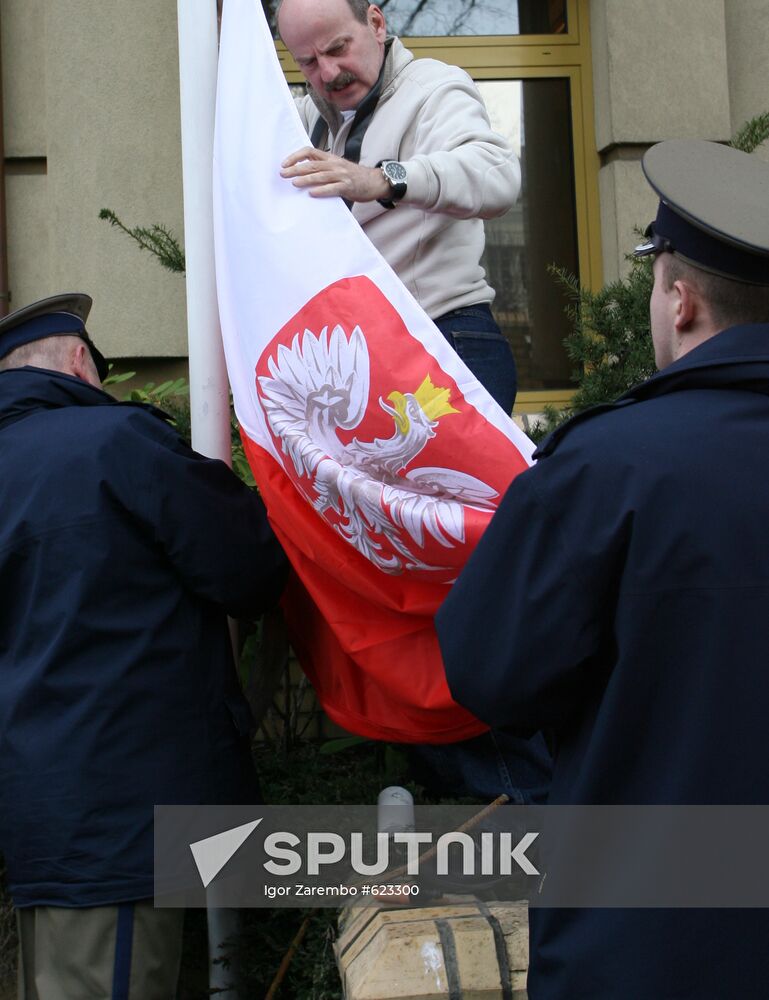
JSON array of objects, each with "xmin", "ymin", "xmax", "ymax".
[
  {"xmin": 0, "ymin": 366, "xmax": 170, "ymax": 431},
  {"xmin": 535, "ymin": 323, "xmax": 769, "ymax": 458}
]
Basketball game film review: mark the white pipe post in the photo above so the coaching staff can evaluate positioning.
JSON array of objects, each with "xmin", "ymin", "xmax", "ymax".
[
  {"xmin": 177, "ymin": 0, "xmax": 231, "ymax": 463},
  {"xmin": 177, "ymin": 4, "xmax": 240, "ymax": 997}
]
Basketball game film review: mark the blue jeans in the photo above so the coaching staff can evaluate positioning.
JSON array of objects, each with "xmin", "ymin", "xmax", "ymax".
[
  {"xmin": 406, "ymin": 729, "xmax": 552, "ymax": 804},
  {"xmin": 434, "ymin": 304, "xmax": 518, "ymax": 414},
  {"xmin": 421, "ymin": 308, "xmax": 541, "ymax": 802}
]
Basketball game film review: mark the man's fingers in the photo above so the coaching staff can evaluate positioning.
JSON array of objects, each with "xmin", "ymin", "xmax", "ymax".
[
  {"xmin": 280, "ymin": 146, "xmax": 322, "ymax": 169},
  {"xmin": 280, "ymin": 155, "xmax": 381, "ymax": 202},
  {"xmin": 281, "ymin": 159, "xmax": 335, "ymax": 180},
  {"xmin": 297, "ymin": 170, "xmax": 353, "ymax": 198},
  {"xmin": 305, "ymin": 185, "xmax": 347, "ymax": 199},
  {"xmin": 289, "ymin": 177, "xmax": 347, "ymax": 198}
]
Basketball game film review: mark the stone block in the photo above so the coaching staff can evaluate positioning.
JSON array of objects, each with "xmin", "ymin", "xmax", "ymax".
[
  {"xmin": 725, "ymin": 0, "xmax": 769, "ymax": 132},
  {"xmin": 590, "ymin": 0, "xmax": 731, "ymax": 150},
  {"xmin": 41, "ymin": 0, "xmax": 186, "ymax": 358},
  {"xmin": 337, "ymin": 898, "xmax": 530, "ymax": 999},
  {"xmin": 1, "ymin": 0, "xmax": 47, "ymax": 156},
  {"xmin": 598, "ymin": 158, "xmax": 658, "ymax": 283}
]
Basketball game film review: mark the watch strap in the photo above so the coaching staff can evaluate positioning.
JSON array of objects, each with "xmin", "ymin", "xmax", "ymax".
[{"xmin": 376, "ymin": 160, "xmax": 407, "ymax": 209}]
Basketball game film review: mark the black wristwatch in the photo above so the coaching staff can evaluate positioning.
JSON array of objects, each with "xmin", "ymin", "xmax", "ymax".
[{"xmin": 376, "ymin": 160, "xmax": 407, "ymax": 209}]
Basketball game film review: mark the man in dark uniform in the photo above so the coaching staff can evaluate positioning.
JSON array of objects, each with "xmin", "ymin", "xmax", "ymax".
[
  {"xmin": 436, "ymin": 140, "xmax": 769, "ymax": 998},
  {"xmin": 0, "ymin": 294, "xmax": 287, "ymax": 999}
]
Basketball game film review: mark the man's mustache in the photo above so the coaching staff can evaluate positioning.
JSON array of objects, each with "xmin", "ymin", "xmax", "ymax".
[{"xmin": 325, "ymin": 71, "xmax": 357, "ymax": 93}]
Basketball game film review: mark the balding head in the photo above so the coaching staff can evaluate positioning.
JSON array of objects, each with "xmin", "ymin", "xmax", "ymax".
[
  {"xmin": 277, "ymin": 0, "xmax": 386, "ymax": 111},
  {"xmin": 277, "ymin": 0, "xmax": 371, "ymax": 28}
]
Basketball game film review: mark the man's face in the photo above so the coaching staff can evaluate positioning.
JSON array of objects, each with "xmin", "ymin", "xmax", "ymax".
[
  {"xmin": 279, "ymin": 0, "xmax": 386, "ymax": 111},
  {"xmin": 649, "ymin": 254, "xmax": 677, "ymax": 370}
]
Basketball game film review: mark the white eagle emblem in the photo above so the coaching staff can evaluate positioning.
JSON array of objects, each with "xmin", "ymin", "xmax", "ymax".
[{"xmin": 257, "ymin": 323, "xmax": 498, "ymax": 574}]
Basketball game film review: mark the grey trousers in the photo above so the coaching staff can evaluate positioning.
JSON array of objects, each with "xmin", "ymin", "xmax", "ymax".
[{"xmin": 16, "ymin": 901, "xmax": 184, "ymax": 1000}]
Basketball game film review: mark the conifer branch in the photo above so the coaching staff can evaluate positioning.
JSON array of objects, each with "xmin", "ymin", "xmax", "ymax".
[{"xmin": 98, "ymin": 209, "xmax": 186, "ymax": 274}]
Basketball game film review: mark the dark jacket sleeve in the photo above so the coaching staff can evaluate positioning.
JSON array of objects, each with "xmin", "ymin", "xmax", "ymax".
[
  {"xmin": 130, "ymin": 415, "xmax": 288, "ymax": 618},
  {"xmin": 436, "ymin": 438, "xmax": 629, "ymax": 736}
]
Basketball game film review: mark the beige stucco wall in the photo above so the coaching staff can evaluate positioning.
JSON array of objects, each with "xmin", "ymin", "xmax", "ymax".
[
  {"xmin": 591, "ymin": 0, "xmax": 769, "ymax": 282},
  {"xmin": 1, "ymin": 0, "xmax": 186, "ymax": 363},
  {"xmin": 2, "ymin": 0, "xmax": 47, "ymax": 156},
  {"xmin": 591, "ymin": 0, "xmax": 731, "ymax": 153},
  {"xmin": 597, "ymin": 156, "xmax": 658, "ymax": 279},
  {"xmin": 3, "ymin": 0, "xmax": 768, "ymax": 355},
  {"xmin": 5, "ymin": 169, "xmax": 50, "ymax": 304},
  {"xmin": 590, "ymin": 0, "xmax": 738, "ymax": 282},
  {"xmin": 725, "ymin": 0, "xmax": 769, "ymax": 131}
]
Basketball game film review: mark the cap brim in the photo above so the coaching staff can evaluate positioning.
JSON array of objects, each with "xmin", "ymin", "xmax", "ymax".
[{"xmin": 642, "ymin": 140, "xmax": 769, "ymax": 259}]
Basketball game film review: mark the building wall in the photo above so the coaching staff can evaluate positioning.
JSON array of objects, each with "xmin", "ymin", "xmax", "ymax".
[
  {"xmin": 1, "ymin": 0, "xmax": 187, "ymax": 363},
  {"xmin": 2, "ymin": 1, "xmax": 768, "ymax": 361},
  {"xmin": 590, "ymin": 0, "xmax": 769, "ymax": 281},
  {"xmin": 725, "ymin": 0, "xmax": 769, "ymax": 134}
]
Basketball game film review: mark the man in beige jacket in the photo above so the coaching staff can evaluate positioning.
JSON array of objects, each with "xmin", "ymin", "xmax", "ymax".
[{"xmin": 278, "ymin": 0, "xmax": 522, "ymax": 415}]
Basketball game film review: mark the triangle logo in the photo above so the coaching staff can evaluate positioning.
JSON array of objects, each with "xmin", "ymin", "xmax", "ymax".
[{"xmin": 189, "ymin": 819, "xmax": 263, "ymax": 888}]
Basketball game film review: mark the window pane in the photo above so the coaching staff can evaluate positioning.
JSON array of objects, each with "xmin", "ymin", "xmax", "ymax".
[
  {"xmin": 479, "ymin": 78, "xmax": 579, "ymax": 390},
  {"xmin": 263, "ymin": 1, "xmax": 567, "ymax": 37}
]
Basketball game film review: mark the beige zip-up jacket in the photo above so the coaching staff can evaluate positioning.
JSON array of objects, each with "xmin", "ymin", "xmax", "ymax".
[{"xmin": 293, "ymin": 38, "xmax": 521, "ymax": 319}]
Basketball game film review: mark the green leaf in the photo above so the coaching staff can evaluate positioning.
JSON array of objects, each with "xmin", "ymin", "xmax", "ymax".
[{"xmin": 102, "ymin": 366, "xmax": 136, "ymax": 386}]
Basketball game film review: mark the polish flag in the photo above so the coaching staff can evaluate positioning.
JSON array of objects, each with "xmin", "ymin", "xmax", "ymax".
[{"xmin": 213, "ymin": 0, "xmax": 534, "ymax": 743}]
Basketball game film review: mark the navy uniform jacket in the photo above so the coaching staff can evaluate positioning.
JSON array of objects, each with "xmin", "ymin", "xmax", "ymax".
[
  {"xmin": 437, "ymin": 324, "xmax": 769, "ymax": 998},
  {"xmin": 0, "ymin": 367, "xmax": 287, "ymax": 907}
]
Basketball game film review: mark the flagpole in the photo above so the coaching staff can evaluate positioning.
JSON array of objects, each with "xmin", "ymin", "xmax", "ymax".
[
  {"xmin": 177, "ymin": 0, "xmax": 231, "ymax": 464},
  {"xmin": 177, "ymin": 4, "xmax": 241, "ymax": 996}
]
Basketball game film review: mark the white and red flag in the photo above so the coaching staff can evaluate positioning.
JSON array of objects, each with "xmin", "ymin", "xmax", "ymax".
[{"xmin": 213, "ymin": 0, "xmax": 534, "ymax": 743}]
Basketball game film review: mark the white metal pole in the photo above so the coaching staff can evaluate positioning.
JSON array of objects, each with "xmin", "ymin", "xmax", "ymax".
[
  {"xmin": 177, "ymin": 0, "xmax": 231, "ymax": 463},
  {"xmin": 177, "ymin": 5, "xmax": 240, "ymax": 997}
]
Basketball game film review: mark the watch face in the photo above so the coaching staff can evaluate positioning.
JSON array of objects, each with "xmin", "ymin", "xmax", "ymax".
[{"xmin": 383, "ymin": 161, "xmax": 407, "ymax": 184}]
